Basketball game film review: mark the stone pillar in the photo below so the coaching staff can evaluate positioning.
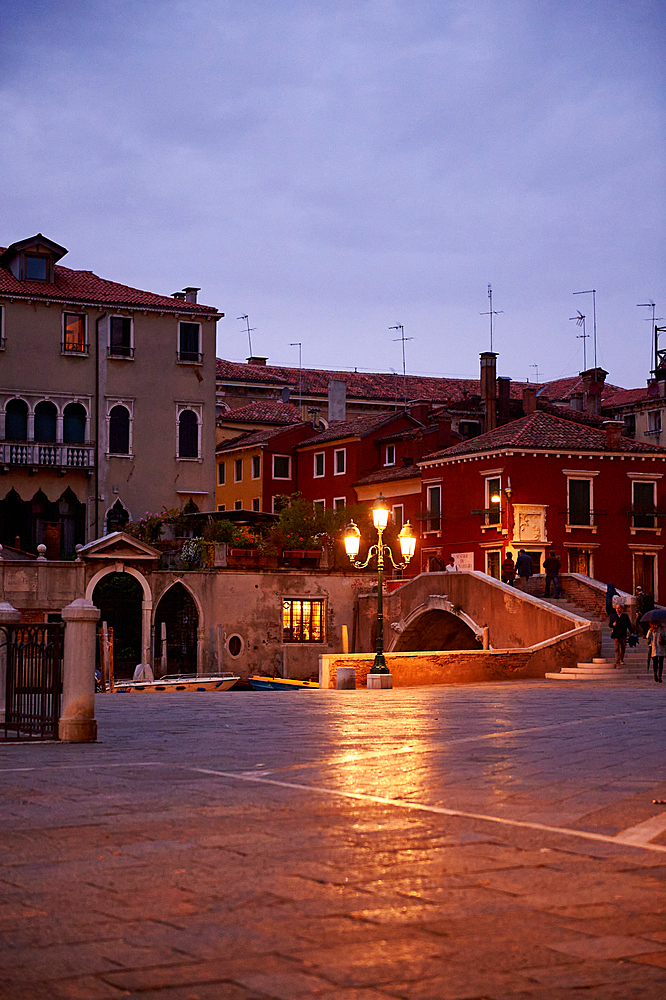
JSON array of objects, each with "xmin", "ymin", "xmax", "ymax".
[
  {"xmin": 0, "ymin": 602, "xmax": 21, "ymax": 723},
  {"xmin": 141, "ymin": 599, "xmax": 152, "ymax": 666},
  {"xmin": 59, "ymin": 598, "xmax": 100, "ymax": 743}
]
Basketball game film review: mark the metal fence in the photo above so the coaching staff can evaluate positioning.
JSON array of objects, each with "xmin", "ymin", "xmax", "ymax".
[{"xmin": 2, "ymin": 623, "xmax": 64, "ymax": 740}]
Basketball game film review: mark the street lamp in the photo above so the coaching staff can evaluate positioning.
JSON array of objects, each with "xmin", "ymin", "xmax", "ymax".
[{"xmin": 344, "ymin": 495, "xmax": 416, "ymax": 675}]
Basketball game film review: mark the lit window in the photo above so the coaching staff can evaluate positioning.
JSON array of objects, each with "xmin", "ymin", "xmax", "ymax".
[
  {"xmin": 273, "ymin": 454, "xmax": 291, "ymax": 479},
  {"xmin": 63, "ymin": 314, "xmax": 86, "ymax": 353},
  {"xmin": 485, "ymin": 476, "xmax": 501, "ymax": 525},
  {"xmin": 314, "ymin": 452, "xmax": 325, "ymax": 477},
  {"xmin": 385, "ymin": 445, "xmax": 395, "ymax": 466},
  {"xmin": 282, "ymin": 599, "xmax": 324, "ymax": 643},
  {"xmin": 334, "ymin": 449, "xmax": 346, "ymax": 475}
]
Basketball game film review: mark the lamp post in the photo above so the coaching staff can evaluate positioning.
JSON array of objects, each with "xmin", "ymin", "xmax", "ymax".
[{"xmin": 344, "ymin": 495, "xmax": 416, "ymax": 678}]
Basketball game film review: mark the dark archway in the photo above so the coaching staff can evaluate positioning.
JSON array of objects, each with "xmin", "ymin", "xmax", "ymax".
[
  {"xmin": 63, "ymin": 403, "xmax": 86, "ymax": 443},
  {"xmin": 106, "ymin": 499, "xmax": 130, "ymax": 534},
  {"xmin": 5, "ymin": 399, "xmax": 28, "ymax": 441},
  {"xmin": 153, "ymin": 583, "xmax": 199, "ymax": 676},
  {"xmin": 92, "ymin": 573, "xmax": 143, "ymax": 679},
  {"xmin": 0, "ymin": 488, "xmax": 30, "ymax": 550},
  {"xmin": 34, "ymin": 401, "xmax": 57, "ymax": 442},
  {"xmin": 392, "ymin": 610, "xmax": 480, "ymax": 652}
]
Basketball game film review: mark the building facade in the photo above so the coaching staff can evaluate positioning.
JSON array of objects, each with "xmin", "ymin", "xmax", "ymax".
[{"xmin": 0, "ymin": 234, "xmax": 220, "ymax": 555}]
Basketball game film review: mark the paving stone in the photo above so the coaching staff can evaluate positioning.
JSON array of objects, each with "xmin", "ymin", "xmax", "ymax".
[{"xmin": 1, "ymin": 684, "xmax": 666, "ymax": 998}]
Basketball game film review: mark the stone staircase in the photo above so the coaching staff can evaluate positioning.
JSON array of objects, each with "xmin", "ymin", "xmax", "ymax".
[{"xmin": 539, "ymin": 595, "xmax": 655, "ymax": 683}]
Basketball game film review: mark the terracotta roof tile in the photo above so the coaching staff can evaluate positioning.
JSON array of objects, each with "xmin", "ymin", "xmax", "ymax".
[
  {"xmin": 602, "ymin": 387, "xmax": 651, "ymax": 408},
  {"xmin": 354, "ymin": 464, "xmax": 421, "ymax": 487},
  {"xmin": 422, "ymin": 410, "xmax": 666, "ymax": 461},
  {"xmin": 0, "ymin": 253, "xmax": 218, "ymax": 314},
  {"xmin": 216, "ymin": 423, "xmax": 307, "ymax": 453},
  {"xmin": 538, "ymin": 375, "xmax": 623, "ymax": 401},
  {"xmin": 218, "ymin": 400, "xmax": 303, "ymax": 425},
  {"xmin": 297, "ymin": 412, "xmax": 403, "ymax": 448}
]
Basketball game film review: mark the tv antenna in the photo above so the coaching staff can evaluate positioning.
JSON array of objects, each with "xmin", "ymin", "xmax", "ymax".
[
  {"xmin": 480, "ymin": 284, "xmax": 503, "ymax": 352},
  {"xmin": 289, "ymin": 342, "xmax": 303, "ymax": 407},
  {"xmin": 637, "ymin": 302, "xmax": 663, "ymax": 373},
  {"xmin": 570, "ymin": 311, "xmax": 588, "ymax": 370},
  {"xmin": 390, "ymin": 324, "xmax": 413, "ymax": 407},
  {"xmin": 530, "ymin": 364, "xmax": 540, "ymax": 384},
  {"xmin": 573, "ymin": 289, "xmax": 597, "ymax": 368},
  {"xmin": 237, "ymin": 314, "xmax": 255, "ymax": 358}
]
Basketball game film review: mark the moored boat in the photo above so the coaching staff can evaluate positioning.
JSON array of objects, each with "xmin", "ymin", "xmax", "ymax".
[
  {"xmin": 114, "ymin": 673, "xmax": 240, "ymax": 693},
  {"xmin": 248, "ymin": 675, "xmax": 319, "ymax": 690}
]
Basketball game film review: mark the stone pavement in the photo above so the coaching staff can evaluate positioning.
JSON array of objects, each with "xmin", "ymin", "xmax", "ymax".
[{"xmin": 1, "ymin": 680, "xmax": 666, "ymax": 1000}]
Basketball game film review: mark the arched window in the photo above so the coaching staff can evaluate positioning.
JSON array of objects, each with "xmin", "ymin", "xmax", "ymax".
[
  {"xmin": 109, "ymin": 405, "xmax": 130, "ymax": 455},
  {"xmin": 63, "ymin": 403, "xmax": 86, "ymax": 444},
  {"xmin": 105, "ymin": 499, "xmax": 130, "ymax": 534},
  {"xmin": 5, "ymin": 399, "xmax": 28, "ymax": 441},
  {"xmin": 34, "ymin": 401, "xmax": 57, "ymax": 443},
  {"xmin": 178, "ymin": 409, "xmax": 198, "ymax": 458}
]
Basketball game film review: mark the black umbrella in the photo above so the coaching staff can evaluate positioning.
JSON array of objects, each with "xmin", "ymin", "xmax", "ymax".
[{"xmin": 640, "ymin": 608, "xmax": 666, "ymax": 624}]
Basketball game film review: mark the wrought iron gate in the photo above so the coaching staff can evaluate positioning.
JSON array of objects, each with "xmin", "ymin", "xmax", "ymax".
[{"xmin": 1, "ymin": 623, "xmax": 64, "ymax": 740}]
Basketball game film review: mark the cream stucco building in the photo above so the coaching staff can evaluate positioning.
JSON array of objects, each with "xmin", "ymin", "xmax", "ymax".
[{"xmin": 0, "ymin": 234, "xmax": 221, "ymax": 556}]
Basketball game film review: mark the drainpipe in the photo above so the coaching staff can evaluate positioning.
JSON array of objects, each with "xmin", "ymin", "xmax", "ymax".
[{"xmin": 94, "ymin": 313, "xmax": 107, "ymax": 540}]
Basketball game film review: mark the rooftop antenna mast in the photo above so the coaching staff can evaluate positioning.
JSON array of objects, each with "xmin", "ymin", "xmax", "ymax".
[
  {"xmin": 530, "ymin": 364, "xmax": 540, "ymax": 384},
  {"xmin": 570, "ymin": 311, "xmax": 588, "ymax": 370},
  {"xmin": 637, "ymin": 302, "xmax": 663, "ymax": 374},
  {"xmin": 389, "ymin": 324, "xmax": 413, "ymax": 407},
  {"xmin": 573, "ymin": 289, "xmax": 597, "ymax": 368},
  {"xmin": 237, "ymin": 314, "xmax": 255, "ymax": 358},
  {"xmin": 480, "ymin": 284, "xmax": 503, "ymax": 352},
  {"xmin": 290, "ymin": 342, "xmax": 302, "ymax": 409}
]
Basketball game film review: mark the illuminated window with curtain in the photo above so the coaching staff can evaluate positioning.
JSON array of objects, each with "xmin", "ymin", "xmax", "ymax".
[
  {"xmin": 282, "ymin": 599, "xmax": 324, "ymax": 643},
  {"xmin": 63, "ymin": 314, "xmax": 87, "ymax": 353}
]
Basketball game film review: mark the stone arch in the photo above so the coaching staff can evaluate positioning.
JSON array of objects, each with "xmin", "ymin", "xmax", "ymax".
[
  {"xmin": 86, "ymin": 565, "xmax": 152, "ymax": 665},
  {"xmin": 153, "ymin": 581, "xmax": 201, "ymax": 675},
  {"xmin": 390, "ymin": 608, "xmax": 481, "ymax": 653}
]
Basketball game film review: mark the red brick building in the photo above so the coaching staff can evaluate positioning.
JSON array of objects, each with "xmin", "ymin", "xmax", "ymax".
[{"xmin": 418, "ymin": 411, "xmax": 666, "ymax": 598}]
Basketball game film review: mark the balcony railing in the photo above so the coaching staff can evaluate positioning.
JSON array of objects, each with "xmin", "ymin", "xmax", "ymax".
[
  {"xmin": 177, "ymin": 350, "xmax": 203, "ymax": 364},
  {"xmin": 0, "ymin": 443, "xmax": 95, "ymax": 469},
  {"xmin": 107, "ymin": 344, "xmax": 134, "ymax": 359}
]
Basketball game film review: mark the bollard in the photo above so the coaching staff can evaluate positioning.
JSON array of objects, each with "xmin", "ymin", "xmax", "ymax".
[
  {"xmin": 0, "ymin": 602, "xmax": 21, "ymax": 723},
  {"xmin": 58, "ymin": 598, "xmax": 100, "ymax": 743},
  {"xmin": 336, "ymin": 666, "xmax": 356, "ymax": 690}
]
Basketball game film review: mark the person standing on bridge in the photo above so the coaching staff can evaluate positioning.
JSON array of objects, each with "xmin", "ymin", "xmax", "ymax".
[
  {"xmin": 609, "ymin": 603, "xmax": 632, "ymax": 668},
  {"xmin": 501, "ymin": 552, "xmax": 516, "ymax": 586},
  {"xmin": 543, "ymin": 550, "xmax": 561, "ymax": 598},
  {"xmin": 515, "ymin": 549, "xmax": 533, "ymax": 591}
]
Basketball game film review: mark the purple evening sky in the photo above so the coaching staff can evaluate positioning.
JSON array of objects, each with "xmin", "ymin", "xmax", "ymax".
[{"xmin": 1, "ymin": 0, "xmax": 664, "ymax": 388}]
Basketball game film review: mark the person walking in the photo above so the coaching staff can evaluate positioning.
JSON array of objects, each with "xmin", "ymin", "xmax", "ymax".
[
  {"xmin": 646, "ymin": 622, "xmax": 665, "ymax": 683},
  {"xmin": 501, "ymin": 552, "xmax": 516, "ymax": 586},
  {"xmin": 609, "ymin": 603, "xmax": 632, "ymax": 668},
  {"xmin": 606, "ymin": 582, "xmax": 619, "ymax": 616},
  {"xmin": 515, "ymin": 549, "xmax": 533, "ymax": 591},
  {"xmin": 543, "ymin": 550, "xmax": 561, "ymax": 598}
]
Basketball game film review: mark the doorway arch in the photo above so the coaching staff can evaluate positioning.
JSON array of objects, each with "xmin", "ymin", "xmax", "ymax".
[
  {"xmin": 91, "ymin": 572, "xmax": 143, "ymax": 680},
  {"xmin": 153, "ymin": 582, "xmax": 200, "ymax": 676},
  {"xmin": 86, "ymin": 565, "xmax": 153, "ymax": 665}
]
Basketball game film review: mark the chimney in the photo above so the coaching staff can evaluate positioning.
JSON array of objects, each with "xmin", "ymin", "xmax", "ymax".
[
  {"xmin": 522, "ymin": 386, "xmax": 537, "ymax": 414},
  {"xmin": 408, "ymin": 402, "xmax": 429, "ymax": 424},
  {"xmin": 569, "ymin": 391, "xmax": 584, "ymax": 411},
  {"xmin": 246, "ymin": 356, "xmax": 268, "ymax": 366},
  {"xmin": 497, "ymin": 377, "xmax": 511, "ymax": 425},
  {"xmin": 580, "ymin": 367, "xmax": 608, "ymax": 416},
  {"xmin": 603, "ymin": 419, "xmax": 623, "ymax": 449},
  {"xmin": 328, "ymin": 379, "xmax": 347, "ymax": 422},
  {"xmin": 436, "ymin": 417, "xmax": 453, "ymax": 447},
  {"xmin": 183, "ymin": 287, "xmax": 200, "ymax": 304},
  {"xmin": 172, "ymin": 291, "xmax": 186, "ymax": 300},
  {"xmin": 480, "ymin": 352, "xmax": 497, "ymax": 432}
]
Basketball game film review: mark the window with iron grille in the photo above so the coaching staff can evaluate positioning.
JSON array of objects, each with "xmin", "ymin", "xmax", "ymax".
[
  {"xmin": 109, "ymin": 316, "xmax": 133, "ymax": 357},
  {"xmin": 63, "ymin": 313, "xmax": 87, "ymax": 353},
  {"xmin": 282, "ymin": 599, "xmax": 324, "ymax": 643}
]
